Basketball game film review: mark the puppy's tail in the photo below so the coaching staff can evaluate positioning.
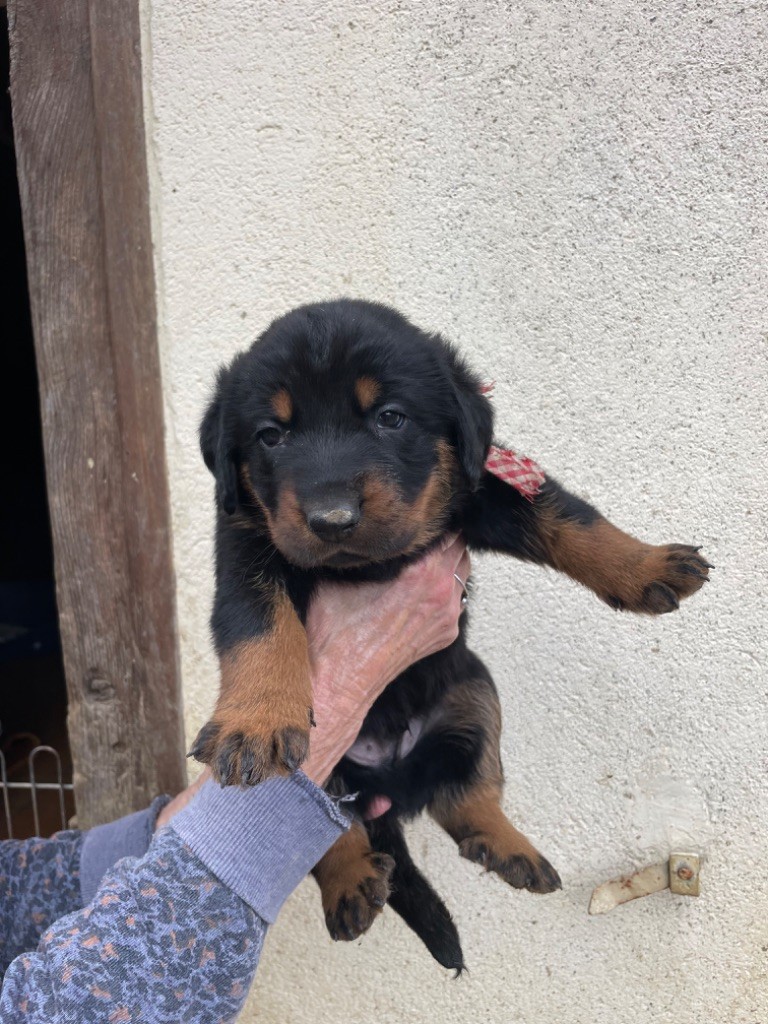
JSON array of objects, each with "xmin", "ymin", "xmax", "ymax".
[{"xmin": 367, "ymin": 814, "xmax": 465, "ymax": 975}]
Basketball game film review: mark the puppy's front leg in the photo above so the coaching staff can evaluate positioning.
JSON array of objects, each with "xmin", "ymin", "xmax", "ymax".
[
  {"xmin": 191, "ymin": 587, "xmax": 312, "ymax": 785},
  {"xmin": 464, "ymin": 468, "xmax": 711, "ymax": 614},
  {"xmin": 190, "ymin": 525, "xmax": 313, "ymax": 785}
]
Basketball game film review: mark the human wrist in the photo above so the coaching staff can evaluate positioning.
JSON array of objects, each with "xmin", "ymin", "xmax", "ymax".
[
  {"xmin": 170, "ymin": 774, "xmax": 351, "ymax": 922},
  {"xmin": 303, "ymin": 718, "xmax": 365, "ymax": 784}
]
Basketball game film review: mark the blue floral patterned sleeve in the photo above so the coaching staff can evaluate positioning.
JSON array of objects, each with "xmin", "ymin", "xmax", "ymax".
[
  {"xmin": 0, "ymin": 831, "xmax": 83, "ymax": 975},
  {"xmin": 1, "ymin": 828, "xmax": 263, "ymax": 1023},
  {"xmin": 0, "ymin": 773, "xmax": 349, "ymax": 1023},
  {"xmin": 0, "ymin": 795, "xmax": 171, "ymax": 976}
]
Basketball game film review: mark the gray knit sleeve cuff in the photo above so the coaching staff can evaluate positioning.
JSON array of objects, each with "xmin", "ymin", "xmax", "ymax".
[
  {"xmin": 169, "ymin": 772, "xmax": 352, "ymax": 924},
  {"xmin": 79, "ymin": 794, "xmax": 171, "ymax": 907}
]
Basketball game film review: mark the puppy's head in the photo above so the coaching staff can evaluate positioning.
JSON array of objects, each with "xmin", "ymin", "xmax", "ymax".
[{"xmin": 201, "ymin": 300, "xmax": 493, "ymax": 568}]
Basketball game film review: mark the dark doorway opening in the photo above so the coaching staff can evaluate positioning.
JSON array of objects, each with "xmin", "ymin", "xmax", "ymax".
[{"xmin": 0, "ymin": 9, "xmax": 75, "ymax": 839}]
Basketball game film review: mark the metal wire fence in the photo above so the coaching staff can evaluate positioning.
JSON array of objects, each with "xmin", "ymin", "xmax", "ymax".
[{"xmin": 0, "ymin": 722, "xmax": 74, "ymax": 838}]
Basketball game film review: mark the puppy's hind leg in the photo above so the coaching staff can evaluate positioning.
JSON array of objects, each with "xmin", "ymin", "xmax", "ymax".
[
  {"xmin": 312, "ymin": 821, "xmax": 394, "ymax": 942},
  {"xmin": 429, "ymin": 674, "xmax": 561, "ymax": 895},
  {"xmin": 367, "ymin": 814, "xmax": 466, "ymax": 975},
  {"xmin": 431, "ymin": 781, "xmax": 562, "ymax": 894}
]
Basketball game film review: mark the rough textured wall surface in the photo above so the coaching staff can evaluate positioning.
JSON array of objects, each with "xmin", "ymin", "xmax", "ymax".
[{"xmin": 142, "ymin": 2, "xmax": 767, "ymax": 1021}]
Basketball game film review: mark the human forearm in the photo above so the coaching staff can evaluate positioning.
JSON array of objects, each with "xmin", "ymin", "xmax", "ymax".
[
  {"xmin": 0, "ymin": 826, "xmax": 262, "ymax": 1024},
  {"xmin": 0, "ymin": 832, "xmax": 83, "ymax": 976},
  {"xmin": 0, "ymin": 773, "xmax": 349, "ymax": 1023}
]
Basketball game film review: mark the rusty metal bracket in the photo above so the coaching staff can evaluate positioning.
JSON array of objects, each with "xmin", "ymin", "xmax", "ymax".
[
  {"xmin": 589, "ymin": 851, "xmax": 702, "ymax": 914},
  {"xmin": 668, "ymin": 852, "xmax": 701, "ymax": 896}
]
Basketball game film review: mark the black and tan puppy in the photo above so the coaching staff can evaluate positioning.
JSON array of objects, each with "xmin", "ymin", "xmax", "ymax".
[{"xmin": 192, "ymin": 299, "xmax": 710, "ymax": 970}]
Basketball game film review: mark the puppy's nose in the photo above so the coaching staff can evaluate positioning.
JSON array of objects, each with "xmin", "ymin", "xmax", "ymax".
[{"xmin": 306, "ymin": 499, "xmax": 361, "ymax": 540}]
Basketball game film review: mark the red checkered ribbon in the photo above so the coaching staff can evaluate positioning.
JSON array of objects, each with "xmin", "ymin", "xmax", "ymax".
[
  {"xmin": 485, "ymin": 446, "xmax": 545, "ymax": 500},
  {"xmin": 479, "ymin": 384, "xmax": 544, "ymax": 500}
]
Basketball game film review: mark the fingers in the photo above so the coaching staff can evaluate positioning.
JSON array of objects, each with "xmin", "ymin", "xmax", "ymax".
[
  {"xmin": 454, "ymin": 547, "xmax": 471, "ymax": 589},
  {"xmin": 441, "ymin": 533, "xmax": 467, "ymax": 570},
  {"xmin": 418, "ymin": 533, "xmax": 471, "ymax": 612},
  {"xmin": 449, "ymin": 541, "xmax": 471, "ymax": 614},
  {"xmin": 452, "ymin": 548, "xmax": 471, "ymax": 619},
  {"xmin": 436, "ymin": 532, "xmax": 470, "ymax": 579}
]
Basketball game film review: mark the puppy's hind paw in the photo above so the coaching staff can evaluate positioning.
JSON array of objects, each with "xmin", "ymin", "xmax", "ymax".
[
  {"xmin": 459, "ymin": 836, "xmax": 562, "ymax": 894},
  {"xmin": 324, "ymin": 852, "xmax": 395, "ymax": 941}
]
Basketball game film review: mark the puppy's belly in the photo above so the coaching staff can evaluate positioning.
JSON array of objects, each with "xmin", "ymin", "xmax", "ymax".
[{"xmin": 346, "ymin": 716, "xmax": 425, "ymax": 767}]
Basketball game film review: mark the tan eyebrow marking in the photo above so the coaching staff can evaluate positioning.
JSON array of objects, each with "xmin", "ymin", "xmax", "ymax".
[
  {"xmin": 270, "ymin": 388, "xmax": 293, "ymax": 422},
  {"xmin": 354, "ymin": 376, "xmax": 381, "ymax": 412}
]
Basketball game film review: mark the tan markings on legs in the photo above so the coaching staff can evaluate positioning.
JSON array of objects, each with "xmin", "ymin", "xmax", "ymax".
[
  {"xmin": 270, "ymin": 388, "xmax": 292, "ymax": 422},
  {"xmin": 219, "ymin": 591, "xmax": 310, "ymax": 704},
  {"xmin": 431, "ymin": 781, "xmax": 562, "ymax": 894},
  {"xmin": 354, "ymin": 376, "xmax": 381, "ymax": 412},
  {"xmin": 313, "ymin": 822, "xmax": 394, "ymax": 941},
  {"xmin": 540, "ymin": 514, "xmax": 710, "ymax": 613},
  {"xmin": 192, "ymin": 590, "xmax": 312, "ymax": 785},
  {"xmin": 433, "ymin": 781, "xmax": 541, "ymax": 863},
  {"xmin": 541, "ymin": 513, "xmax": 647, "ymax": 600},
  {"xmin": 429, "ymin": 679, "xmax": 561, "ymax": 894}
]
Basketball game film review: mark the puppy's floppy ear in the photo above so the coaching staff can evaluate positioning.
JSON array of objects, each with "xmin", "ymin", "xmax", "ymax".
[
  {"xmin": 200, "ymin": 368, "xmax": 238, "ymax": 515},
  {"xmin": 448, "ymin": 353, "xmax": 494, "ymax": 490}
]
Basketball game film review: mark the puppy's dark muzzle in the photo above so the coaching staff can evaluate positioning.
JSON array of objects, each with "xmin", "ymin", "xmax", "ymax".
[{"xmin": 305, "ymin": 499, "xmax": 361, "ymax": 541}]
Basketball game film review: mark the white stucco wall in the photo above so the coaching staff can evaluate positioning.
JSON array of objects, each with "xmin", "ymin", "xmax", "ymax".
[{"xmin": 141, "ymin": 2, "xmax": 767, "ymax": 1021}]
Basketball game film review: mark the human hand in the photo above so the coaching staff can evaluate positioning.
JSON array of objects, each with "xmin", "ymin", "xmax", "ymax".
[
  {"xmin": 159, "ymin": 535, "xmax": 469, "ymax": 823},
  {"xmin": 302, "ymin": 534, "xmax": 470, "ymax": 785}
]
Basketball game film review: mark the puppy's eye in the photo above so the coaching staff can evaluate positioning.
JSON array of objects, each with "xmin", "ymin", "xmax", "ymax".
[
  {"xmin": 258, "ymin": 426, "xmax": 285, "ymax": 448},
  {"xmin": 376, "ymin": 409, "xmax": 406, "ymax": 430}
]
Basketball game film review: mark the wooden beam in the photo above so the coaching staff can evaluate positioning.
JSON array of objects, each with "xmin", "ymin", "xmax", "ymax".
[{"xmin": 8, "ymin": 0, "xmax": 186, "ymax": 825}]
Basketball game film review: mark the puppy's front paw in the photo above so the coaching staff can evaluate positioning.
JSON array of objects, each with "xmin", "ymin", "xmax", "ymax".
[
  {"xmin": 607, "ymin": 544, "xmax": 712, "ymax": 615},
  {"xmin": 324, "ymin": 852, "xmax": 395, "ymax": 941},
  {"xmin": 189, "ymin": 707, "xmax": 312, "ymax": 786},
  {"xmin": 459, "ymin": 836, "xmax": 562, "ymax": 894}
]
